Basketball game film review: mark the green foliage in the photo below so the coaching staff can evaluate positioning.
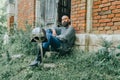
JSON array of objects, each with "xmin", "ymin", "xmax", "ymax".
[
  {"xmin": 98, "ymin": 37, "xmax": 113, "ymax": 48},
  {"xmin": 0, "ymin": 1, "xmax": 7, "ymax": 27},
  {"xmin": 97, "ymin": 38, "xmax": 115, "ymax": 61},
  {"xmin": 0, "ymin": 26, "xmax": 7, "ymax": 55},
  {"xmin": 7, "ymin": 24, "xmax": 37, "ymax": 55},
  {"xmin": 0, "ymin": 26, "xmax": 120, "ymax": 80},
  {"xmin": 0, "ymin": 47, "xmax": 120, "ymax": 80},
  {"xmin": 95, "ymin": 38, "xmax": 120, "ymax": 80}
]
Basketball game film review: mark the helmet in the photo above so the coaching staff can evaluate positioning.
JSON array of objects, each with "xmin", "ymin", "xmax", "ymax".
[{"xmin": 31, "ymin": 27, "xmax": 47, "ymax": 42}]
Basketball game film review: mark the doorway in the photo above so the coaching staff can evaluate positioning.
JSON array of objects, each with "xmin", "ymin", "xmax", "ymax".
[{"xmin": 58, "ymin": 0, "xmax": 71, "ymax": 26}]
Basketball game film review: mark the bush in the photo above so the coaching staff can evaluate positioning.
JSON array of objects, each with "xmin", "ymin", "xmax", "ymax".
[{"xmin": 1, "ymin": 24, "xmax": 38, "ymax": 60}]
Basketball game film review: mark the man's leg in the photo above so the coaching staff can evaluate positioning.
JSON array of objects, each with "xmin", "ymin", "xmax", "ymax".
[
  {"xmin": 30, "ymin": 29, "xmax": 61, "ymax": 66},
  {"xmin": 42, "ymin": 29, "xmax": 61, "ymax": 51},
  {"xmin": 29, "ymin": 45, "xmax": 43, "ymax": 66}
]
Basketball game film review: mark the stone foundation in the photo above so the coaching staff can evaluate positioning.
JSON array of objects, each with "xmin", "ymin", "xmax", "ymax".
[{"xmin": 75, "ymin": 34, "xmax": 120, "ymax": 52}]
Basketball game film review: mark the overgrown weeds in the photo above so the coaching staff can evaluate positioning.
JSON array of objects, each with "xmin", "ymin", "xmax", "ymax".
[
  {"xmin": 2, "ymin": 25, "xmax": 37, "ymax": 56},
  {"xmin": 0, "ymin": 26, "xmax": 120, "ymax": 80}
]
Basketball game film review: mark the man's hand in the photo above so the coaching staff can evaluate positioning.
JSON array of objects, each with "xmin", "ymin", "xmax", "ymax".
[{"xmin": 52, "ymin": 29, "xmax": 57, "ymax": 36}]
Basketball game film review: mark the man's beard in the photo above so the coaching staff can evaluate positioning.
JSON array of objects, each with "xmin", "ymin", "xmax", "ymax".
[{"xmin": 62, "ymin": 22, "xmax": 69, "ymax": 27}]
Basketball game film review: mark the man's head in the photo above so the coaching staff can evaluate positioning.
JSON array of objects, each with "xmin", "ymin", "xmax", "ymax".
[{"xmin": 61, "ymin": 15, "xmax": 70, "ymax": 27}]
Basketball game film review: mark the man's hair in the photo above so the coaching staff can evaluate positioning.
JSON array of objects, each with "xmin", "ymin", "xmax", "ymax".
[{"xmin": 62, "ymin": 15, "xmax": 70, "ymax": 19}]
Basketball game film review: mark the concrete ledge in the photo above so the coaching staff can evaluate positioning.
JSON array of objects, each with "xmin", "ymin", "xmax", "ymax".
[{"xmin": 75, "ymin": 34, "xmax": 120, "ymax": 51}]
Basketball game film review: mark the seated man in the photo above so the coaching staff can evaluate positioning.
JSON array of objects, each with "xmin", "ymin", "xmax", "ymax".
[{"xmin": 30, "ymin": 15, "xmax": 76, "ymax": 66}]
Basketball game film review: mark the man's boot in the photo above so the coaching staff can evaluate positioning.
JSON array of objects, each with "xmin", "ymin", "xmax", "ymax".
[
  {"xmin": 30, "ymin": 48, "xmax": 46, "ymax": 67},
  {"xmin": 29, "ymin": 53, "xmax": 41, "ymax": 66},
  {"xmin": 29, "ymin": 45, "xmax": 42, "ymax": 67}
]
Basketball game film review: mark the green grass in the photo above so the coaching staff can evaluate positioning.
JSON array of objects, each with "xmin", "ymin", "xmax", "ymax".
[
  {"xmin": 0, "ymin": 26, "xmax": 120, "ymax": 80},
  {"xmin": 0, "ymin": 48, "xmax": 120, "ymax": 80}
]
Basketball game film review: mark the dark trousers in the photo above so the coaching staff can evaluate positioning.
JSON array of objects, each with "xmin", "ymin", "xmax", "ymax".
[
  {"xmin": 42, "ymin": 29, "xmax": 61, "ymax": 51},
  {"xmin": 37, "ymin": 29, "xmax": 61, "ymax": 58}
]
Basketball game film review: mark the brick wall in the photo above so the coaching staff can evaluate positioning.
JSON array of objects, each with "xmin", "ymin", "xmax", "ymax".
[
  {"xmin": 17, "ymin": 0, "xmax": 36, "ymax": 29},
  {"xmin": 93, "ymin": 0, "xmax": 120, "ymax": 34},
  {"xmin": 71, "ymin": 0, "xmax": 87, "ymax": 33},
  {"xmin": 11, "ymin": 0, "xmax": 120, "ymax": 34},
  {"xmin": 71, "ymin": 0, "xmax": 120, "ymax": 34},
  {"xmin": 7, "ymin": 16, "xmax": 14, "ymax": 32}
]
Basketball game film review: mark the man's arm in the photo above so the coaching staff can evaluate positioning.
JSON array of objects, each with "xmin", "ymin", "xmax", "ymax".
[
  {"xmin": 57, "ymin": 26, "xmax": 75, "ymax": 42},
  {"xmin": 52, "ymin": 29, "xmax": 57, "ymax": 36}
]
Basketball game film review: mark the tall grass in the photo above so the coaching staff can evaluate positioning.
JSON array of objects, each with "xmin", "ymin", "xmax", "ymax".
[
  {"xmin": 4, "ymin": 25, "xmax": 37, "ymax": 55},
  {"xmin": 0, "ymin": 26, "xmax": 120, "ymax": 80}
]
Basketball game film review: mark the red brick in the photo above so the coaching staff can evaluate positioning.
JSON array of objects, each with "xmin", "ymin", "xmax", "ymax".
[
  {"xmin": 105, "ymin": 26, "xmax": 111, "ymax": 30},
  {"xmin": 108, "ymin": 14, "xmax": 115, "ymax": 18},
  {"xmin": 98, "ymin": 27, "xmax": 104, "ymax": 30},
  {"xmin": 115, "ymin": 14, "xmax": 120, "ymax": 17},
  {"xmin": 79, "ymin": 20, "xmax": 85, "ymax": 24},
  {"xmin": 99, "ymin": 30, "xmax": 106, "ymax": 34},
  {"xmin": 79, "ymin": 3, "xmax": 86, "ymax": 7},
  {"xmin": 107, "ymin": 22, "xmax": 113, "ymax": 26},
  {"xmin": 106, "ymin": 30, "xmax": 113, "ymax": 34},
  {"xmin": 80, "ymin": 26, "xmax": 85, "ymax": 30},
  {"xmin": 79, "ymin": 16, "xmax": 86, "ymax": 20},
  {"xmin": 99, "ymin": 19, "xmax": 111, "ymax": 23},
  {"xmin": 109, "ymin": 5, "xmax": 116, "ymax": 10},
  {"xmin": 93, "ymin": 23, "xmax": 100, "ymax": 27},
  {"xmin": 98, "ymin": 10, "xmax": 111, "ymax": 15},
  {"xmin": 92, "ymin": 28, "xmax": 98, "ymax": 30},
  {"xmin": 114, "ymin": 22, "xmax": 120, "ymax": 26},
  {"xmin": 100, "ymin": 23, "xmax": 106, "ymax": 26},
  {"xmin": 94, "ymin": 1, "xmax": 101, "ymax": 5},
  {"xmin": 76, "ymin": 0, "xmax": 81, "ymax": 4},
  {"xmin": 72, "ymin": 23, "xmax": 77, "ymax": 28},
  {"xmin": 112, "ymin": 1, "xmax": 120, "ymax": 5},
  {"xmin": 93, "ymin": 5, "xmax": 99, "ymax": 9},
  {"xmin": 71, "ymin": 5, "xmax": 76, "ymax": 8},
  {"xmin": 111, "ymin": 26, "xmax": 118, "ymax": 30},
  {"xmin": 112, "ymin": 18, "xmax": 120, "ymax": 22},
  {"xmin": 93, "ymin": 20, "xmax": 98, "ymax": 24},
  {"xmin": 92, "ymin": 31, "xmax": 99, "ymax": 34},
  {"xmin": 18, "ymin": 0, "xmax": 35, "ymax": 29},
  {"xmin": 80, "ymin": 6, "xmax": 86, "ymax": 10},
  {"xmin": 112, "ymin": 9, "xmax": 120, "ymax": 14},
  {"xmin": 79, "ymin": 10, "xmax": 86, "ymax": 13},
  {"xmin": 114, "ymin": 30, "xmax": 120, "ymax": 34},
  {"xmin": 101, "ymin": 15, "xmax": 107, "ymax": 19},
  {"xmin": 79, "ymin": 13, "xmax": 86, "ymax": 17},
  {"xmin": 76, "ymin": 7, "xmax": 80, "ymax": 11},
  {"xmin": 74, "ymin": 27, "xmax": 80, "ymax": 31},
  {"xmin": 116, "ymin": 5, "xmax": 120, "ymax": 9},
  {"xmin": 99, "ymin": 3, "xmax": 111, "ymax": 8},
  {"xmin": 94, "ymin": 16, "xmax": 101, "ymax": 20},
  {"xmin": 79, "ymin": 30, "xmax": 85, "ymax": 34},
  {"xmin": 93, "ymin": 13, "xmax": 98, "ymax": 16},
  {"xmin": 102, "ymin": 0, "xmax": 109, "ymax": 4},
  {"xmin": 117, "ymin": 26, "xmax": 120, "ymax": 29},
  {"xmin": 81, "ymin": 0, "xmax": 86, "ymax": 3},
  {"xmin": 71, "ymin": 0, "xmax": 76, "ymax": 6},
  {"xmin": 109, "ymin": 0, "xmax": 114, "ymax": 2},
  {"xmin": 93, "ymin": 8, "xmax": 101, "ymax": 13},
  {"xmin": 102, "ymin": 7, "xmax": 109, "ymax": 11}
]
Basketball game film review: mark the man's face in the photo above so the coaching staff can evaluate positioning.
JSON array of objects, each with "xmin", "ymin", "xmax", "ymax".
[{"xmin": 61, "ymin": 16, "xmax": 70, "ymax": 27}]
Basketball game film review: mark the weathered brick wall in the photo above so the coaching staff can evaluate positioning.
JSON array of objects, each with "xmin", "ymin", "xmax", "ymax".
[
  {"xmin": 93, "ymin": 0, "xmax": 120, "ymax": 34},
  {"xmin": 71, "ymin": 0, "xmax": 87, "ymax": 33},
  {"xmin": 7, "ymin": 16, "xmax": 14, "ymax": 32},
  {"xmin": 11, "ymin": 0, "xmax": 120, "ymax": 34},
  {"xmin": 17, "ymin": 0, "xmax": 35, "ymax": 29}
]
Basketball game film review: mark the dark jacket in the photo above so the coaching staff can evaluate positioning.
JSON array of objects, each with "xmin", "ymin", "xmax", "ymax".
[{"xmin": 54, "ymin": 26, "xmax": 76, "ymax": 50}]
